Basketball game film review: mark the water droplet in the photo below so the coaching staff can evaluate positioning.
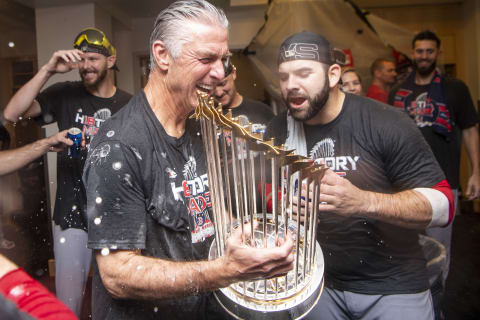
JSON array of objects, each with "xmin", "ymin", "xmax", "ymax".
[
  {"xmin": 72, "ymin": 205, "xmax": 77, "ymax": 211},
  {"xmin": 153, "ymin": 307, "xmax": 158, "ymax": 313},
  {"xmin": 94, "ymin": 217, "xmax": 101, "ymax": 225},
  {"xmin": 112, "ymin": 162, "xmax": 122, "ymax": 170},
  {"xmin": 101, "ymin": 248, "xmax": 110, "ymax": 256},
  {"xmin": 59, "ymin": 237, "xmax": 66, "ymax": 244},
  {"xmin": 96, "ymin": 197, "xmax": 103, "ymax": 204}
]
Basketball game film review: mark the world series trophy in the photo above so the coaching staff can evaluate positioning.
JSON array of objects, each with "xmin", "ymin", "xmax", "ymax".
[{"xmin": 193, "ymin": 91, "xmax": 327, "ymax": 319}]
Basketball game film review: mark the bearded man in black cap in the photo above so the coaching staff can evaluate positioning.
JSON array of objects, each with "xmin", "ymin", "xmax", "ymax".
[
  {"xmin": 265, "ymin": 31, "xmax": 454, "ymax": 319},
  {"xmin": 3, "ymin": 27, "xmax": 131, "ymax": 316}
]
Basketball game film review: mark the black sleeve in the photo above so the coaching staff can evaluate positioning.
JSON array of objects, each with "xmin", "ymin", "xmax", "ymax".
[
  {"xmin": 35, "ymin": 82, "xmax": 67, "ymax": 125},
  {"xmin": 447, "ymin": 79, "xmax": 479, "ymax": 129},
  {"xmin": 84, "ymin": 141, "xmax": 147, "ymax": 250},
  {"xmin": 264, "ymin": 112, "xmax": 288, "ymax": 146},
  {"xmin": 379, "ymin": 110, "xmax": 445, "ymax": 190}
]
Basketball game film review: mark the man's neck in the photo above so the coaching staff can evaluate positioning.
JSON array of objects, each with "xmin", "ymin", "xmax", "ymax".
[
  {"xmin": 306, "ymin": 88, "xmax": 345, "ymax": 126},
  {"xmin": 144, "ymin": 71, "xmax": 190, "ymax": 138},
  {"xmin": 371, "ymin": 78, "xmax": 389, "ymax": 92},
  {"xmin": 414, "ymin": 71, "xmax": 435, "ymax": 86},
  {"xmin": 228, "ymin": 92, "xmax": 243, "ymax": 109},
  {"xmin": 85, "ymin": 72, "xmax": 116, "ymax": 98}
]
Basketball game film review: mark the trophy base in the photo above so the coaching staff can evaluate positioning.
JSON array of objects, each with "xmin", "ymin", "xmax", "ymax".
[
  {"xmin": 213, "ymin": 276, "xmax": 324, "ymax": 320},
  {"xmin": 208, "ymin": 215, "xmax": 324, "ymax": 320}
]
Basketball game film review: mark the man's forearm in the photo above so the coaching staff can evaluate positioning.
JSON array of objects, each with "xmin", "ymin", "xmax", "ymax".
[
  {"xmin": 364, "ymin": 189, "xmax": 433, "ymax": 229},
  {"xmin": 3, "ymin": 66, "xmax": 51, "ymax": 121},
  {"xmin": 97, "ymin": 250, "xmax": 233, "ymax": 300},
  {"xmin": 0, "ymin": 138, "xmax": 51, "ymax": 176}
]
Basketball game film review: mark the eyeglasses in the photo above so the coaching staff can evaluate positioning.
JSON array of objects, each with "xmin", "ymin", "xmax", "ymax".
[
  {"xmin": 73, "ymin": 28, "xmax": 116, "ymax": 56},
  {"xmin": 224, "ymin": 54, "xmax": 233, "ymax": 77}
]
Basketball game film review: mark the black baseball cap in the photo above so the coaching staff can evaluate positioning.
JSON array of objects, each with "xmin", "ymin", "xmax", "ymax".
[{"xmin": 278, "ymin": 31, "xmax": 341, "ymax": 66}]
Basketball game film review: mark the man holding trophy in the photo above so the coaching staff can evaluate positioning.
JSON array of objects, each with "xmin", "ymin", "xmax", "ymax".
[{"xmin": 265, "ymin": 31, "xmax": 454, "ymax": 320}]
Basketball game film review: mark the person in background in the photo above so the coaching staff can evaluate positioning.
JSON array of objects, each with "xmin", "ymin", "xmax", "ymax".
[
  {"xmin": 214, "ymin": 64, "xmax": 274, "ymax": 135},
  {"xmin": 389, "ymin": 30, "xmax": 480, "ymax": 319},
  {"xmin": 340, "ymin": 68, "xmax": 363, "ymax": 95},
  {"xmin": 366, "ymin": 58, "xmax": 397, "ymax": 103},
  {"xmin": 2, "ymin": 27, "xmax": 132, "ymax": 316},
  {"xmin": 0, "ymin": 129, "xmax": 78, "ymax": 320}
]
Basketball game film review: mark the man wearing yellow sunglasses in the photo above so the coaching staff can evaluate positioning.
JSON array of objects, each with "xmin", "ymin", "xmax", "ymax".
[{"xmin": 3, "ymin": 27, "xmax": 132, "ymax": 317}]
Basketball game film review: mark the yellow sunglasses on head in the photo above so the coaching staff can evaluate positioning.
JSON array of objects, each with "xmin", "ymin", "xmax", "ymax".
[{"xmin": 73, "ymin": 27, "xmax": 116, "ymax": 56}]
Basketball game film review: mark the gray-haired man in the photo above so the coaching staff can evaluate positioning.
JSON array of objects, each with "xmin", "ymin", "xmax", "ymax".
[{"xmin": 83, "ymin": 1, "xmax": 294, "ymax": 319}]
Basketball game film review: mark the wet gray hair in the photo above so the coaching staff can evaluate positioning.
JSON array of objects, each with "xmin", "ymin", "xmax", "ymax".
[{"xmin": 149, "ymin": 0, "xmax": 229, "ymax": 71}]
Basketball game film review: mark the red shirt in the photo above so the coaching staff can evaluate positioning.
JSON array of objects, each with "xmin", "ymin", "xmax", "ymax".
[
  {"xmin": 366, "ymin": 84, "xmax": 388, "ymax": 103},
  {"xmin": 0, "ymin": 268, "xmax": 78, "ymax": 319}
]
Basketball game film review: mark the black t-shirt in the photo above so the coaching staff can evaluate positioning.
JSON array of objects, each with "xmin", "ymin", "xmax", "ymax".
[
  {"xmin": 84, "ymin": 91, "xmax": 222, "ymax": 320},
  {"xmin": 225, "ymin": 97, "xmax": 274, "ymax": 135},
  {"xmin": 265, "ymin": 93, "xmax": 446, "ymax": 294},
  {"xmin": 36, "ymin": 81, "xmax": 131, "ymax": 230},
  {"xmin": 389, "ymin": 77, "xmax": 479, "ymax": 189}
]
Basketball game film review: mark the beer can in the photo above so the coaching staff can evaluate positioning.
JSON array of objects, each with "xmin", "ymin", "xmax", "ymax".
[{"xmin": 67, "ymin": 127, "xmax": 82, "ymax": 158}]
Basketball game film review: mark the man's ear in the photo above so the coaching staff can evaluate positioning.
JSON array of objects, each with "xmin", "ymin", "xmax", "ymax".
[
  {"xmin": 152, "ymin": 40, "xmax": 170, "ymax": 72},
  {"xmin": 107, "ymin": 55, "xmax": 116, "ymax": 69},
  {"xmin": 328, "ymin": 64, "xmax": 342, "ymax": 88}
]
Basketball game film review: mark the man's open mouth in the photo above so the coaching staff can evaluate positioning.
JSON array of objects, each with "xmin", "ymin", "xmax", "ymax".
[
  {"xmin": 197, "ymin": 83, "xmax": 214, "ymax": 94},
  {"xmin": 288, "ymin": 96, "xmax": 307, "ymax": 109}
]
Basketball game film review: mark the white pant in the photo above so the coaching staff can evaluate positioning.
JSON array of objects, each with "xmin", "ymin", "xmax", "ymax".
[{"xmin": 53, "ymin": 225, "xmax": 92, "ymax": 317}]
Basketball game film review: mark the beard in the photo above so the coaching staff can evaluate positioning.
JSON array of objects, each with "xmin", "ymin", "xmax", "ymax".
[
  {"xmin": 283, "ymin": 78, "xmax": 330, "ymax": 122},
  {"xmin": 414, "ymin": 59, "xmax": 436, "ymax": 77},
  {"xmin": 80, "ymin": 68, "xmax": 108, "ymax": 89}
]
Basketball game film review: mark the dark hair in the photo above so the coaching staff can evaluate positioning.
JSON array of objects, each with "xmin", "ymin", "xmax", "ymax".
[
  {"xmin": 370, "ymin": 58, "xmax": 393, "ymax": 76},
  {"xmin": 412, "ymin": 30, "xmax": 441, "ymax": 49},
  {"xmin": 341, "ymin": 67, "xmax": 362, "ymax": 84}
]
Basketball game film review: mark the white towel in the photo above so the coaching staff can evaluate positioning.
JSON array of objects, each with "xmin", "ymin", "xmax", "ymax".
[{"xmin": 285, "ymin": 113, "xmax": 307, "ymax": 156}]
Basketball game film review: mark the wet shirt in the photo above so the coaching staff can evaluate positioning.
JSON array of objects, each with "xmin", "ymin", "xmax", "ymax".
[
  {"xmin": 36, "ymin": 81, "xmax": 131, "ymax": 230},
  {"xmin": 84, "ymin": 91, "xmax": 218, "ymax": 320},
  {"xmin": 389, "ymin": 78, "xmax": 479, "ymax": 189},
  {"xmin": 265, "ymin": 93, "xmax": 445, "ymax": 294}
]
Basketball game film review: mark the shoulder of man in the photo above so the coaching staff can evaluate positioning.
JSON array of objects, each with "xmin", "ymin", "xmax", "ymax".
[
  {"xmin": 264, "ymin": 110, "xmax": 288, "ymax": 144},
  {"xmin": 39, "ymin": 80, "xmax": 82, "ymax": 97},
  {"xmin": 114, "ymin": 88, "xmax": 133, "ymax": 101},
  {"xmin": 387, "ymin": 80, "xmax": 407, "ymax": 105},
  {"xmin": 443, "ymin": 76, "xmax": 470, "ymax": 92},
  {"xmin": 90, "ymin": 92, "xmax": 147, "ymax": 149}
]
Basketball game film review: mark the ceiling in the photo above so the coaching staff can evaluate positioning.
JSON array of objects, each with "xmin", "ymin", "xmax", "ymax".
[
  {"xmin": 12, "ymin": 0, "xmax": 464, "ymax": 19},
  {"xmin": 0, "ymin": 0, "xmax": 464, "ymax": 56}
]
